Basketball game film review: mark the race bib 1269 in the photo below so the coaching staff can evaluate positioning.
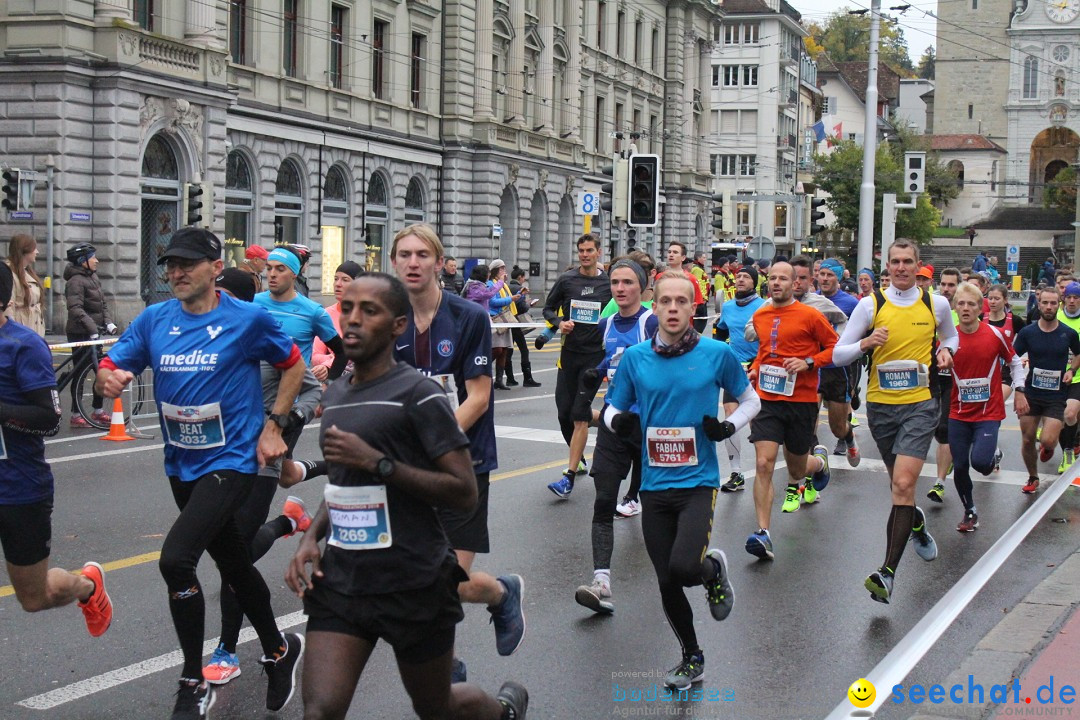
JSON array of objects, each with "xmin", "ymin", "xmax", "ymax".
[{"xmin": 325, "ymin": 483, "xmax": 392, "ymax": 550}]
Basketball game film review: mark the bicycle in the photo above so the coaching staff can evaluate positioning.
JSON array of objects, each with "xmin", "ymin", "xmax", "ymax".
[{"xmin": 52, "ymin": 338, "xmax": 148, "ymax": 430}]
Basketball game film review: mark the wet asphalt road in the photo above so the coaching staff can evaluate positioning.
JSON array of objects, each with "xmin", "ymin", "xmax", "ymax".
[{"xmin": 1, "ymin": 347, "xmax": 1078, "ymax": 720}]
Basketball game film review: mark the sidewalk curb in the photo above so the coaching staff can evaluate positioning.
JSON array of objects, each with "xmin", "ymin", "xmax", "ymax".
[{"xmin": 906, "ymin": 548, "xmax": 1080, "ymax": 720}]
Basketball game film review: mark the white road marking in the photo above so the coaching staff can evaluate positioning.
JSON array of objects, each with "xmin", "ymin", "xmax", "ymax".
[{"xmin": 16, "ymin": 611, "xmax": 307, "ymax": 710}]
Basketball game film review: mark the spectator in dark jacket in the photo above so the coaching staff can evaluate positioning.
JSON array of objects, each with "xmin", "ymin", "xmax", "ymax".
[
  {"xmin": 440, "ymin": 255, "xmax": 465, "ymax": 294},
  {"xmin": 1039, "ymin": 258, "xmax": 1057, "ymax": 286},
  {"xmin": 64, "ymin": 244, "xmax": 115, "ymax": 427}
]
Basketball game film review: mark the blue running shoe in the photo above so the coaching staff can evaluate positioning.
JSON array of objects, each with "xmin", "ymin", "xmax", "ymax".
[
  {"xmin": 547, "ymin": 473, "xmax": 574, "ymax": 499},
  {"xmin": 865, "ymin": 568, "xmax": 894, "ymax": 603},
  {"xmin": 744, "ymin": 529, "xmax": 774, "ymax": 560},
  {"xmin": 489, "ymin": 575, "xmax": 526, "ymax": 656},
  {"xmin": 910, "ymin": 506, "xmax": 938, "ymax": 561},
  {"xmin": 203, "ymin": 643, "xmax": 241, "ymax": 685},
  {"xmin": 451, "ymin": 657, "xmax": 467, "ymax": 684},
  {"xmin": 811, "ymin": 444, "xmax": 831, "ymax": 491}
]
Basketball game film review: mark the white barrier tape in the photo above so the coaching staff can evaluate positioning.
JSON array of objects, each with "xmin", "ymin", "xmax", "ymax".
[
  {"xmin": 48, "ymin": 338, "xmax": 118, "ymax": 350},
  {"xmin": 492, "ymin": 313, "xmax": 721, "ymax": 331},
  {"xmin": 823, "ymin": 463, "xmax": 1080, "ymax": 720}
]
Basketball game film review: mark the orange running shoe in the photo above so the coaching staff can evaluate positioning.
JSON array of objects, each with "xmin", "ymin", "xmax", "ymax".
[
  {"xmin": 78, "ymin": 561, "xmax": 113, "ymax": 637},
  {"xmin": 282, "ymin": 496, "xmax": 311, "ymax": 538}
]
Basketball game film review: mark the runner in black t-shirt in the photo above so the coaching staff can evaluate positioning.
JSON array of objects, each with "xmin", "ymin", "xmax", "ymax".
[
  {"xmin": 286, "ymin": 273, "xmax": 528, "ymax": 720},
  {"xmin": 1012, "ymin": 287, "xmax": 1080, "ymax": 494}
]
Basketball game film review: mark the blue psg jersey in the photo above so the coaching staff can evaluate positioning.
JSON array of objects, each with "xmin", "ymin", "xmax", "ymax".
[
  {"xmin": 106, "ymin": 292, "xmax": 296, "ymax": 482},
  {"xmin": 394, "ymin": 291, "xmax": 497, "ymax": 474}
]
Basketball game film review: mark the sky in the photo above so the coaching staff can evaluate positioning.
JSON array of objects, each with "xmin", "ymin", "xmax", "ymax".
[{"xmin": 791, "ymin": 0, "xmax": 938, "ymax": 66}]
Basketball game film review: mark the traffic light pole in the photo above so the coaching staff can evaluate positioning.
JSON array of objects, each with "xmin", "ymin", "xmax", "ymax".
[{"xmin": 880, "ymin": 193, "xmax": 918, "ymax": 270}]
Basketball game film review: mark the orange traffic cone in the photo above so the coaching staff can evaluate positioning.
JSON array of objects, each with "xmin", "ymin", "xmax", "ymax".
[{"xmin": 100, "ymin": 398, "xmax": 135, "ymax": 442}]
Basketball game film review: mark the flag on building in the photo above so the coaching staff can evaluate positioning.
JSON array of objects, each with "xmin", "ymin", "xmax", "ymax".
[{"xmin": 812, "ymin": 120, "xmax": 826, "ymax": 142}]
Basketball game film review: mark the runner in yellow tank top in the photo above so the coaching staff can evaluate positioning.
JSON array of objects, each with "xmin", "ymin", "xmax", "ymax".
[{"xmin": 831, "ymin": 240, "xmax": 958, "ymax": 605}]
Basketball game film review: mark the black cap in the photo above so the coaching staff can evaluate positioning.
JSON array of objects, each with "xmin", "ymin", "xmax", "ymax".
[
  {"xmin": 158, "ymin": 227, "xmax": 222, "ymax": 264},
  {"xmin": 215, "ymin": 267, "xmax": 256, "ymax": 302},
  {"xmin": 335, "ymin": 260, "xmax": 363, "ymax": 279}
]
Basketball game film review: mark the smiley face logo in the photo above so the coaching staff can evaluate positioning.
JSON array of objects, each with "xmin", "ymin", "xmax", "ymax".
[{"xmin": 848, "ymin": 678, "xmax": 876, "ymax": 708}]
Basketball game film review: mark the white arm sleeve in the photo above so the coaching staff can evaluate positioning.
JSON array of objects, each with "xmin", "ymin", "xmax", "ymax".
[
  {"xmin": 831, "ymin": 297, "xmax": 875, "ymax": 367},
  {"xmin": 932, "ymin": 296, "xmax": 960, "ymax": 353},
  {"xmin": 602, "ymin": 403, "xmax": 624, "ymax": 432},
  {"xmin": 1009, "ymin": 353, "xmax": 1026, "ymax": 390},
  {"xmin": 723, "ymin": 386, "xmax": 761, "ymax": 431}
]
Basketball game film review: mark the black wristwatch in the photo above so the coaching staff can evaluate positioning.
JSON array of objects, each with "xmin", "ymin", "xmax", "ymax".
[
  {"xmin": 375, "ymin": 456, "xmax": 395, "ymax": 480},
  {"xmin": 267, "ymin": 413, "xmax": 290, "ymax": 430},
  {"xmin": 804, "ymin": 357, "xmax": 815, "ymax": 370}
]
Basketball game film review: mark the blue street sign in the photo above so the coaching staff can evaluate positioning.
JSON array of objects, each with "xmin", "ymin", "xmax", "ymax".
[
  {"xmin": 70, "ymin": 212, "xmax": 91, "ymax": 222},
  {"xmin": 9, "ymin": 211, "xmax": 33, "ymax": 220},
  {"xmin": 1007, "ymin": 261, "xmax": 1018, "ymax": 275}
]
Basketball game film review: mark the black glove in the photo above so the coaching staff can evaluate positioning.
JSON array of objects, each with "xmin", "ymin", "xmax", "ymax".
[
  {"xmin": 610, "ymin": 411, "xmax": 640, "ymax": 438},
  {"xmin": 703, "ymin": 415, "xmax": 736, "ymax": 442},
  {"xmin": 581, "ymin": 368, "xmax": 603, "ymax": 395}
]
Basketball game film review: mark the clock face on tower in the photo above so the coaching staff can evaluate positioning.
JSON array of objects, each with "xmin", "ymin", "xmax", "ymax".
[{"xmin": 1046, "ymin": 0, "xmax": 1080, "ymax": 23}]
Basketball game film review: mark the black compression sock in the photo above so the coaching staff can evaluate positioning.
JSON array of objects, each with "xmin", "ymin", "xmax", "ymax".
[
  {"xmin": 884, "ymin": 505, "xmax": 916, "ymax": 572},
  {"xmin": 297, "ymin": 459, "xmax": 327, "ymax": 481},
  {"xmin": 845, "ymin": 428, "xmax": 855, "ymax": 443},
  {"xmin": 1060, "ymin": 424, "xmax": 1077, "ymax": 451}
]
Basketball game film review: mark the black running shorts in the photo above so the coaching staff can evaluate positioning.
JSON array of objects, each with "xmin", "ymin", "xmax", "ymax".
[
  {"xmin": 438, "ymin": 471, "xmax": 490, "ymax": 553},
  {"xmin": 0, "ymin": 498, "xmax": 52, "ymax": 567},
  {"xmin": 748, "ymin": 400, "xmax": 819, "ymax": 456},
  {"xmin": 304, "ymin": 554, "xmax": 468, "ymax": 664},
  {"xmin": 818, "ymin": 367, "xmax": 849, "ymax": 404}
]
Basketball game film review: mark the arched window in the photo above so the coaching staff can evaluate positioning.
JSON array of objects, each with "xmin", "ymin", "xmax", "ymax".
[
  {"xmin": 364, "ymin": 173, "xmax": 390, "ymax": 272},
  {"xmin": 225, "ymin": 150, "xmax": 255, "ymax": 268},
  {"xmin": 404, "ymin": 177, "xmax": 425, "ymax": 224},
  {"xmin": 493, "ymin": 19, "xmax": 512, "ymax": 119},
  {"xmin": 140, "ymin": 134, "xmax": 183, "ymax": 304},
  {"xmin": 948, "ymin": 160, "xmax": 966, "ymax": 191},
  {"xmin": 553, "ymin": 42, "xmax": 568, "ymax": 133},
  {"xmin": 274, "ymin": 159, "xmax": 304, "ymax": 246},
  {"xmin": 1023, "ymin": 56, "xmax": 1039, "ymax": 99},
  {"xmin": 321, "ymin": 165, "xmax": 349, "ymax": 293}
]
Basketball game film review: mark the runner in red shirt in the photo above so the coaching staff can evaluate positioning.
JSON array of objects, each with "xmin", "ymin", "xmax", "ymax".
[{"xmin": 949, "ymin": 282, "xmax": 1026, "ymax": 532}]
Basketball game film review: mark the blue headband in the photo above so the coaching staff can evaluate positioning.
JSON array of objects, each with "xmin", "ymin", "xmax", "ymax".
[
  {"xmin": 858, "ymin": 268, "xmax": 875, "ymax": 284},
  {"xmin": 267, "ymin": 248, "xmax": 301, "ymax": 275},
  {"xmin": 820, "ymin": 259, "xmax": 844, "ymax": 278}
]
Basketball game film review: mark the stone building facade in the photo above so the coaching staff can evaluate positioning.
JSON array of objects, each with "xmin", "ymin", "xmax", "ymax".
[{"xmin": 0, "ymin": 0, "xmax": 720, "ymax": 324}]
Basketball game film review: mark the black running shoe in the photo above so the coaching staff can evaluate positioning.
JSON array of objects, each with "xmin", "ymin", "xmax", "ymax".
[
  {"xmin": 172, "ymin": 680, "xmax": 215, "ymax": 719},
  {"xmin": 865, "ymin": 569, "xmax": 894, "ymax": 604},
  {"xmin": 260, "ymin": 633, "xmax": 304, "ymax": 711},
  {"xmin": 497, "ymin": 681, "xmax": 529, "ymax": 719},
  {"xmin": 664, "ymin": 652, "xmax": 705, "ymax": 689}
]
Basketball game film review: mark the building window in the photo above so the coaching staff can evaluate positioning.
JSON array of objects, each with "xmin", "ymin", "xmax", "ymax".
[
  {"xmin": 411, "ymin": 33, "xmax": 426, "ymax": 108},
  {"xmin": 617, "ymin": 10, "xmax": 625, "ymax": 57},
  {"xmin": 651, "ymin": 29, "xmax": 658, "ymax": 72},
  {"xmin": 634, "ymin": 20, "xmax": 642, "ymax": 64},
  {"xmin": 597, "ymin": 0, "xmax": 606, "ymax": 49},
  {"xmin": 229, "ymin": 0, "xmax": 248, "ymax": 65},
  {"xmin": 968, "ymin": 103, "xmax": 974, "ymax": 119},
  {"xmin": 743, "ymin": 23, "xmax": 759, "ymax": 43},
  {"xmin": 725, "ymin": 24, "xmax": 736, "ymax": 44},
  {"xmin": 775, "ymin": 204, "xmax": 787, "ymax": 238},
  {"xmin": 712, "ymin": 65, "xmax": 720, "ymax": 87},
  {"xmin": 594, "ymin": 95, "xmax": 606, "ymax": 153},
  {"xmin": 283, "ymin": 0, "xmax": 299, "ymax": 78},
  {"xmin": 740, "ymin": 155, "xmax": 756, "ymax": 176},
  {"xmin": 972, "ymin": 0, "xmax": 978, "ymax": 8},
  {"xmin": 405, "ymin": 178, "xmax": 426, "ymax": 224},
  {"xmin": 134, "ymin": 0, "xmax": 153, "ymax": 31},
  {"xmin": 736, "ymin": 203, "xmax": 750, "ymax": 235},
  {"xmin": 274, "ymin": 160, "xmax": 304, "ymax": 246},
  {"xmin": 364, "ymin": 173, "xmax": 390, "ymax": 273},
  {"xmin": 723, "ymin": 66, "xmax": 738, "ymax": 87},
  {"xmin": 742, "ymin": 65, "xmax": 758, "ymax": 86},
  {"xmin": 321, "ymin": 166, "xmax": 349, "ymax": 294},
  {"xmin": 991, "ymin": 160, "xmax": 998, "ymax": 192},
  {"xmin": 1023, "ymin": 56, "xmax": 1039, "ymax": 98},
  {"xmin": 948, "ymin": 160, "xmax": 965, "ymax": 191},
  {"xmin": 330, "ymin": 5, "xmax": 345, "ymax": 89},
  {"xmin": 372, "ymin": 19, "xmax": 387, "ymax": 99},
  {"xmin": 225, "ymin": 151, "xmax": 254, "ymax": 268},
  {"xmin": 713, "ymin": 155, "xmax": 737, "ymax": 176}
]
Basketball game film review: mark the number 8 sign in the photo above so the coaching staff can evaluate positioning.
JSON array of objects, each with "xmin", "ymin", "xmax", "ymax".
[{"xmin": 577, "ymin": 189, "xmax": 600, "ymax": 215}]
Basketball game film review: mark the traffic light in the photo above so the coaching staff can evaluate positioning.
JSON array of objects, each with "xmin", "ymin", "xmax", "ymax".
[
  {"xmin": 808, "ymin": 197, "xmax": 827, "ymax": 236},
  {"xmin": 182, "ymin": 182, "xmax": 213, "ymax": 227},
  {"xmin": 2, "ymin": 168, "xmax": 20, "ymax": 212},
  {"xmin": 627, "ymin": 154, "xmax": 660, "ymax": 227},
  {"xmin": 626, "ymin": 228, "xmax": 637, "ymax": 249},
  {"xmin": 710, "ymin": 190, "xmax": 734, "ymax": 234},
  {"xmin": 600, "ymin": 158, "xmax": 628, "ymax": 222}
]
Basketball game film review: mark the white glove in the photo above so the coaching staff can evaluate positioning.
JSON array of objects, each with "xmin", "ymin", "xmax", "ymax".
[
  {"xmin": 106, "ymin": 323, "xmax": 118, "ymax": 335},
  {"xmin": 90, "ymin": 334, "xmax": 100, "ymax": 341}
]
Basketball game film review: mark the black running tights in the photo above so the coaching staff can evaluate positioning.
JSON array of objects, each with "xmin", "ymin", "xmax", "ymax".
[
  {"xmin": 640, "ymin": 487, "xmax": 717, "ymax": 657},
  {"xmin": 162, "ymin": 472, "xmax": 283, "ymax": 679}
]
